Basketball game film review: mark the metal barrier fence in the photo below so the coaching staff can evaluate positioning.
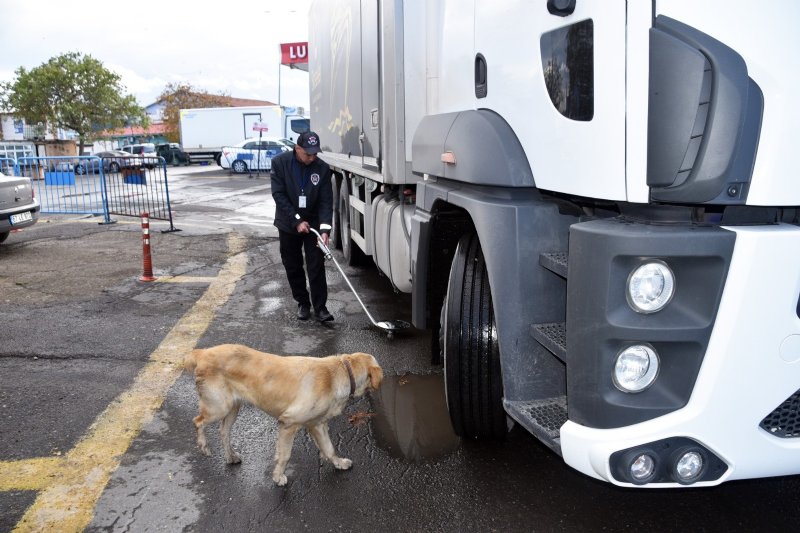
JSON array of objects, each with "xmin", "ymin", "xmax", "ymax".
[
  {"xmin": 1, "ymin": 157, "xmax": 15, "ymax": 175},
  {"xmin": 14, "ymin": 155, "xmax": 176, "ymax": 230}
]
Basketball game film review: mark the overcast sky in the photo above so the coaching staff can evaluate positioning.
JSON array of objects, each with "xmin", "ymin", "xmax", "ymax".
[{"xmin": 0, "ymin": 0, "xmax": 312, "ymax": 110}]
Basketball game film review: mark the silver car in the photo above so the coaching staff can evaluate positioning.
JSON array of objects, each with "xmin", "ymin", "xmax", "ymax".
[
  {"xmin": 0, "ymin": 171, "xmax": 40, "ymax": 244},
  {"xmin": 74, "ymin": 150, "xmax": 140, "ymax": 174}
]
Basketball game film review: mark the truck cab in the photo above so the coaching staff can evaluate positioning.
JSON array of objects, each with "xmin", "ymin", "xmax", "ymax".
[{"xmin": 309, "ymin": 0, "xmax": 800, "ymax": 487}]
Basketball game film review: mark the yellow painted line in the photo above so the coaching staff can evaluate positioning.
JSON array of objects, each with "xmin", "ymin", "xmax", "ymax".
[
  {"xmin": 4, "ymin": 233, "xmax": 248, "ymax": 533},
  {"xmin": 155, "ymin": 275, "xmax": 217, "ymax": 284},
  {"xmin": 0, "ymin": 458, "xmax": 63, "ymax": 491}
]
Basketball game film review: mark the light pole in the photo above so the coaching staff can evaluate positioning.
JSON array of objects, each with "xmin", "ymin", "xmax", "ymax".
[{"xmin": 265, "ymin": 7, "xmax": 302, "ymax": 107}]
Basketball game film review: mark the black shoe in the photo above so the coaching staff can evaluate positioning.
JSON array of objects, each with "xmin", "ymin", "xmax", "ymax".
[
  {"xmin": 297, "ymin": 305, "xmax": 311, "ymax": 321},
  {"xmin": 315, "ymin": 307, "xmax": 334, "ymax": 322}
]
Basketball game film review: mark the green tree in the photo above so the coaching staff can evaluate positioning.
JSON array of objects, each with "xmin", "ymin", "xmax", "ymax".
[
  {"xmin": 158, "ymin": 83, "xmax": 230, "ymax": 143},
  {"xmin": 0, "ymin": 52, "xmax": 147, "ymax": 154}
]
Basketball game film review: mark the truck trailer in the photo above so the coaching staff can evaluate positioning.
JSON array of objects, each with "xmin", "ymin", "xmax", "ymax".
[
  {"xmin": 308, "ymin": 0, "xmax": 800, "ymax": 487},
  {"xmin": 179, "ymin": 105, "xmax": 309, "ymax": 164}
]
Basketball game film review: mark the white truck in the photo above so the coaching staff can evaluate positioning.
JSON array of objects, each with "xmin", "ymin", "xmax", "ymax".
[
  {"xmin": 178, "ymin": 105, "xmax": 309, "ymax": 164},
  {"xmin": 309, "ymin": 0, "xmax": 800, "ymax": 487}
]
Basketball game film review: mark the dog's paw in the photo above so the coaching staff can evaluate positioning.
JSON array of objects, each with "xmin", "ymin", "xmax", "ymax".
[
  {"xmin": 273, "ymin": 473, "xmax": 288, "ymax": 486},
  {"xmin": 333, "ymin": 457, "xmax": 353, "ymax": 470},
  {"xmin": 225, "ymin": 453, "xmax": 242, "ymax": 465},
  {"xmin": 198, "ymin": 444, "xmax": 212, "ymax": 457}
]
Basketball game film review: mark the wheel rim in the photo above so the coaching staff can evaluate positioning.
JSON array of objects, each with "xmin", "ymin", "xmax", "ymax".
[{"xmin": 232, "ymin": 160, "xmax": 246, "ymax": 173}]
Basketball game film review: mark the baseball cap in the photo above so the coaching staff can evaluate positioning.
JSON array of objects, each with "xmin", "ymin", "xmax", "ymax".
[{"xmin": 297, "ymin": 131, "xmax": 322, "ymax": 155}]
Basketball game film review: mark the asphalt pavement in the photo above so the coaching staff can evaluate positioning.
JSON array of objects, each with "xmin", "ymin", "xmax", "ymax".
[{"xmin": 1, "ymin": 165, "xmax": 798, "ymax": 532}]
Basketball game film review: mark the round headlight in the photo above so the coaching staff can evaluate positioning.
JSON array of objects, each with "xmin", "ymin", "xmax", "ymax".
[
  {"xmin": 627, "ymin": 261, "xmax": 675, "ymax": 313},
  {"xmin": 674, "ymin": 450, "xmax": 705, "ymax": 484},
  {"xmin": 613, "ymin": 345, "xmax": 660, "ymax": 393},
  {"xmin": 630, "ymin": 453, "xmax": 657, "ymax": 483}
]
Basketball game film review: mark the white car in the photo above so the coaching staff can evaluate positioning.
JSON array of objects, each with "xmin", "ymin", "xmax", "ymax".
[{"xmin": 219, "ymin": 138, "xmax": 293, "ymax": 173}]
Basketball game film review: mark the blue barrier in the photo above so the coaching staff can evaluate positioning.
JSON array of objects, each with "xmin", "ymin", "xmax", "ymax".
[
  {"xmin": 15, "ymin": 155, "xmax": 176, "ymax": 230},
  {"xmin": 0, "ymin": 157, "xmax": 15, "ymax": 175}
]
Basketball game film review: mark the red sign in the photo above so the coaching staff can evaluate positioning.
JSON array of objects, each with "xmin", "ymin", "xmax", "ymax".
[{"xmin": 280, "ymin": 42, "xmax": 309, "ymax": 65}]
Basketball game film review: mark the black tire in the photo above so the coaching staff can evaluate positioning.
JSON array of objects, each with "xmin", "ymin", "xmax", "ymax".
[
  {"xmin": 109, "ymin": 162, "xmax": 120, "ymax": 173},
  {"xmin": 74, "ymin": 164, "xmax": 86, "ymax": 175},
  {"xmin": 339, "ymin": 179, "xmax": 364, "ymax": 266},
  {"xmin": 0, "ymin": 231, "xmax": 9, "ymax": 244},
  {"xmin": 443, "ymin": 232, "xmax": 506, "ymax": 440},
  {"xmin": 231, "ymin": 159, "xmax": 248, "ymax": 174}
]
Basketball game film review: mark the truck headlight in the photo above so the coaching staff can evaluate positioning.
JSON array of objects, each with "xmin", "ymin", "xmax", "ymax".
[
  {"xmin": 630, "ymin": 453, "xmax": 658, "ymax": 484},
  {"xmin": 672, "ymin": 448, "xmax": 706, "ymax": 484},
  {"xmin": 613, "ymin": 345, "xmax": 660, "ymax": 392},
  {"xmin": 627, "ymin": 261, "xmax": 675, "ymax": 313}
]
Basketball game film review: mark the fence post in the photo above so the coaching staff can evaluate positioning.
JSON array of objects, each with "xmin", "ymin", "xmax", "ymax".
[{"xmin": 140, "ymin": 212, "xmax": 156, "ymax": 282}]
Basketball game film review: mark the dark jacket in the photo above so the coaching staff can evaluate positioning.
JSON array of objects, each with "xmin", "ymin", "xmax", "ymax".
[{"xmin": 270, "ymin": 149, "xmax": 333, "ymax": 234}]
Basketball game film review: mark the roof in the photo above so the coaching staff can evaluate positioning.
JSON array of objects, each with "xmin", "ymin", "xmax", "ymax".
[
  {"xmin": 224, "ymin": 96, "xmax": 276, "ymax": 107},
  {"xmin": 101, "ymin": 123, "xmax": 167, "ymax": 137},
  {"xmin": 144, "ymin": 95, "xmax": 275, "ymax": 109}
]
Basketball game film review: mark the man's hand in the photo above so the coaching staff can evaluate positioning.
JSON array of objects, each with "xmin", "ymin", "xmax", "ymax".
[
  {"xmin": 320, "ymin": 232, "xmax": 329, "ymax": 247},
  {"xmin": 296, "ymin": 221, "xmax": 310, "ymax": 233}
]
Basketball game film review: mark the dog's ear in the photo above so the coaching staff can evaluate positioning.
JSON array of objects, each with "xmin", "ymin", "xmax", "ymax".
[{"xmin": 368, "ymin": 363, "xmax": 383, "ymax": 390}]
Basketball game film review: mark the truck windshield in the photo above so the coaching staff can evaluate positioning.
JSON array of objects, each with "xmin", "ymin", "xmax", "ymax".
[{"xmin": 290, "ymin": 118, "xmax": 310, "ymax": 134}]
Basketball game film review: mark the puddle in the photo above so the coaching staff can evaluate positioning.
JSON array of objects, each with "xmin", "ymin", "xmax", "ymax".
[{"xmin": 367, "ymin": 374, "xmax": 461, "ymax": 462}]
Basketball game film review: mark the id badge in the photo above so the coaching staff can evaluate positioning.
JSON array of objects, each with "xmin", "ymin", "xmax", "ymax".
[{"xmin": 299, "ymin": 195, "xmax": 307, "ymax": 208}]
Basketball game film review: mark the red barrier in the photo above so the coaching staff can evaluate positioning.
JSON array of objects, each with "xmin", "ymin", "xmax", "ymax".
[{"xmin": 139, "ymin": 212, "xmax": 156, "ymax": 282}]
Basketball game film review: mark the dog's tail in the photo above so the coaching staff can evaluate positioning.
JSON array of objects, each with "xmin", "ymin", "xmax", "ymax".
[{"xmin": 184, "ymin": 349, "xmax": 202, "ymax": 372}]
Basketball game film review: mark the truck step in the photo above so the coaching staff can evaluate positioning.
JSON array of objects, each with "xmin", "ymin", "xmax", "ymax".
[
  {"xmin": 531, "ymin": 322, "xmax": 566, "ymax": 362},
  {"xmin": 539, "ymin": 252, "xmax": 569, "ymax": 278},
  {"xmin": 504, "ymin": 397, "xmax": 568, "ymax": 456}
]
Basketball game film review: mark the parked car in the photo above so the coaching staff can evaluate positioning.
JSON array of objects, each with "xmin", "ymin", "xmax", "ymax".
[
  {"xmin": 156, "ymin": 143, "xmax": 190, "ymax": 166},
  {"xmin": 121, "ymin": 143, "xmax": 159, "ymax": 168},
  {"xmin": 219, "ymin": 137, "xmax": 293, "ymax": 173},
  {"xmin": 0, "ymin": 171, "xmax": 39, "ymax": 244},
  {"xmin": 73, "ymin": 150, "xmax": 140, "ymax": 174}
]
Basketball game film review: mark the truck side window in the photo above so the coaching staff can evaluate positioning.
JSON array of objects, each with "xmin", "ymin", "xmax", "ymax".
[{"xmin": 540, "ymin": 19, "xmax": 594, "ymax": 121}]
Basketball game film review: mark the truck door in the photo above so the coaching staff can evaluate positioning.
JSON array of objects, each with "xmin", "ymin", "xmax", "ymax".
[
  {"xmin": 242, "ymin": 113, "xmax": 261, "ymax": 141},
  {"xmin": 474, "ymin": 0, "xmax": 628, "ymax": 201},
  {"xmin": 360, "ymin": 0, "xmax": 380, "ymax": 170}
]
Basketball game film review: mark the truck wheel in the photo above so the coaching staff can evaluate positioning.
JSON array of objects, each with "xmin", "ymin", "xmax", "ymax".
[
  {"xmin": 231, "ymin": 160, "xmax": 248, "ymax": 174},
  {"xmin": 339, "ymin": 179, "xmax": 364, "ymax": 266},
  {"xmin": 443, "ymin": 232, "xmax": 506, "ymax": 440}
]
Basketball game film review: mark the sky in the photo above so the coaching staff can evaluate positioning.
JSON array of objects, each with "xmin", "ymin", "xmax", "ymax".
[{"xmin": 0, "ymin": 0, "xmax": 312, "ymax": 111}]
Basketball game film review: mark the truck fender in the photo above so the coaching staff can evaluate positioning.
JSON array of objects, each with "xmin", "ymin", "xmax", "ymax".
[{"xmin": 411, "ymin": 110, "xmax": 535, "ymax": 188}]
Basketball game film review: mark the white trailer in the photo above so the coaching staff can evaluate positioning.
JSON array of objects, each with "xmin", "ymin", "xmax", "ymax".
[
  {"xmin": 309, "ymin": 0, "xmax": 800, "ymax": 488},
  {"xmin": 178, "ymin": 105, "xmax": 309, "ymax": 163}
]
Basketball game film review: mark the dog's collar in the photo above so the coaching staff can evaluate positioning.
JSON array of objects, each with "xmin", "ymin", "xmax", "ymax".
[{"xmin": 343, "ymin": 358, "xmax": 356, "ymax": 397}]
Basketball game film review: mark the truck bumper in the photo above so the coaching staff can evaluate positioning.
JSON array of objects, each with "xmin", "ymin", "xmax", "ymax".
[{"xmin": 560, "ymin": 223, "xmax": 800, "ymax": 486}]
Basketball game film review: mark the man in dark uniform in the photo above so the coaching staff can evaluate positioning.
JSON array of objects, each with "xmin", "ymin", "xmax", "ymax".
[{"xmin": 270, "ymin": 131, "xmax": 334, "ymax": 322}]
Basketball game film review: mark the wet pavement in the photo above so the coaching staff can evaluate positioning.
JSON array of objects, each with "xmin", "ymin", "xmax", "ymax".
[{"xmin": 1, "ymin": 165, "xmax": 799, "ymax": 532}]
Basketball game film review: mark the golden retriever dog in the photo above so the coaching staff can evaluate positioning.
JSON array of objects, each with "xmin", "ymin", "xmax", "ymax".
[{"xmin": 185, "ymin": 344, "xmax": 383, "ymax": 486}]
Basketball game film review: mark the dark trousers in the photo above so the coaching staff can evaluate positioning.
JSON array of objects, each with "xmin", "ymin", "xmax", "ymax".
[{"xmin": 278, "ymin": 229, "xmax": 327, "ymax": 311}]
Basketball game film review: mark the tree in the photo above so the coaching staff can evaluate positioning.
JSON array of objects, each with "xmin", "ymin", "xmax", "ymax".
[
  {"xmin": 0, "ymin": 52, "xmax": 147, "ymax": 155},
  {"xmin": 158, "ymin": 83, "xmax": 230, "ymax": 143}
]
